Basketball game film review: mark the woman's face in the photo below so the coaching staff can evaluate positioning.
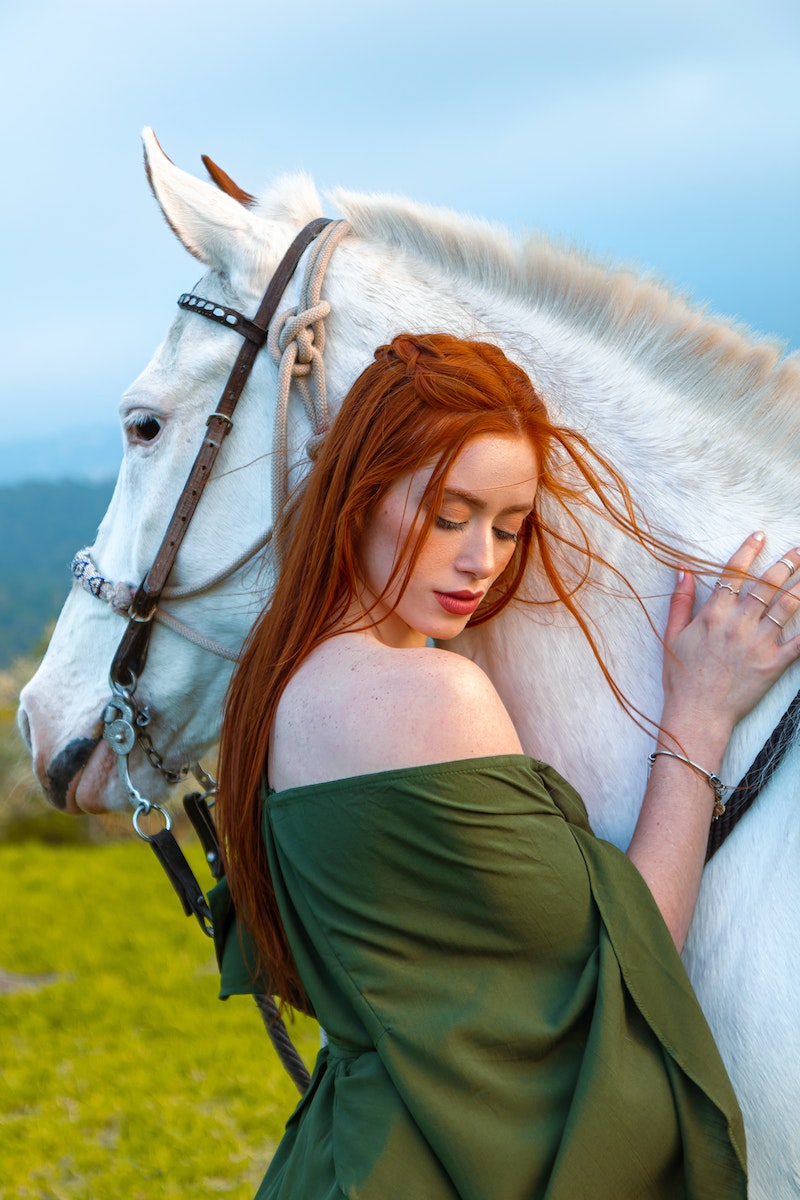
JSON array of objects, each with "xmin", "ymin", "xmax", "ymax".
[{"xmin": 357, "ymin": 432, "xmax": 539, "ymax": 649}]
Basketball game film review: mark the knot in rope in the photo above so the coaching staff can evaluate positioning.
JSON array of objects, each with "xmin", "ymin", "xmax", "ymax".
[{"xmin": 269, "ymin": 300, "xmax": 331, "ymax": 375}]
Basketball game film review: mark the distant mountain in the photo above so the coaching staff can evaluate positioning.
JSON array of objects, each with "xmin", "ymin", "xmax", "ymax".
[
  {"xmin": 0, "ymin": 426, "xmax": 122, "ymax": 485},
  {"xmin": 0, "ymin": 480, "xmax": 115, "ymax": 667}
]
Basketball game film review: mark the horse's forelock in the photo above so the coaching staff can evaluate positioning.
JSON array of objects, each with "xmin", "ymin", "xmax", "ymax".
[{"xmin": 253, "ymin": 171, "xmax": 323, "ymax": 226}]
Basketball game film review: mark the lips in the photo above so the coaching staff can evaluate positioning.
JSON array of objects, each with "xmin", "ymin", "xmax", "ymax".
[{"xmin": 434, "ymin": 590, "xmax": 483, "ymax": 616}]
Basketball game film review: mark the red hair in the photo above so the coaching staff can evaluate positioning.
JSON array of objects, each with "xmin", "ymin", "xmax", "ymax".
[{"xmin": 217, "ymin": 332, "xmax": 681, "ymax": 1006}]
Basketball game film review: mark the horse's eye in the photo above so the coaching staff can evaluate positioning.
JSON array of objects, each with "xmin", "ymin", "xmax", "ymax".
[{"xmin": 128, "ymin": 416, "xmax": 162, "ymax": 444}]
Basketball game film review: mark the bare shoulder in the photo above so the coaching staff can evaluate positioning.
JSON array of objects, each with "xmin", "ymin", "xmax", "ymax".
[
  {"xmin": 271, "ymin": 641, "xmax": 523, "ymax": 789},
  {"xmin": 390, "ymin": 646, "xmax": 514, "ymax": 719}
]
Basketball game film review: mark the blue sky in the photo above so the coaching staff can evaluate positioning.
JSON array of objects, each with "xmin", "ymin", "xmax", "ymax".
[{"xmin": 1, "ymin": 0, "xmax": 798, "ymax": 449}]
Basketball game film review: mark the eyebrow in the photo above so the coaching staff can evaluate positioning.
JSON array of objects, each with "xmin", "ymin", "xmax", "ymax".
[{"xmin": 442, "ymin": 487, "xmax": 533, "ymax": 517}]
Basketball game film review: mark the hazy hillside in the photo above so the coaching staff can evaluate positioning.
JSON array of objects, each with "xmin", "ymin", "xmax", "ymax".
[
  {"xmin": 0, "ymin": 480, "xmax": 115, "ymax": 667},
  {"xmin": 0, "ymin": 426, "xmax": 121, "ymax": 485}
]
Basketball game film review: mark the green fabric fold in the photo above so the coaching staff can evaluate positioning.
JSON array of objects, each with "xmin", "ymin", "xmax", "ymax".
[{"xmin": 217, "ymin": 755, "xmax": 746, "ymax": 1199}]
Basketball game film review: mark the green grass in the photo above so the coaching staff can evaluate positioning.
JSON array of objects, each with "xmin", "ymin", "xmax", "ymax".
[{"xmin": 0, "ymin": 839, "xmax": 319, "ymax": 1199}]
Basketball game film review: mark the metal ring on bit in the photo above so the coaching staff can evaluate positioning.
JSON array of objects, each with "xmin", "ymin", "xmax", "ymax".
[
  {"xmin": 778, "ymin": 558, "xmax": 796, "ymax": 574},
  {"xmin": 714, "ymin": 581, "xmax": 740, "ymax": 595},
  {"xmin": 747, "ymin": 593, "xmax": 770, "ymax": 607},
  {"xmin": 132, "ymin": 801, "xmax": 172, "ymax": 841},
  {"xmin": 764, "ymin": 613, "xmax": 785, "ymax": 630}
]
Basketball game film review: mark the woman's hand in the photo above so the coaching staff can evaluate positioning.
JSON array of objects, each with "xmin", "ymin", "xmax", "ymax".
[
  {"xmin": 629, "ymin": 533, "xmax": 800, "ymax": 949},
  {"xmin": 662, "ymin": 533, "xmax": 800, "ymax": 739}
]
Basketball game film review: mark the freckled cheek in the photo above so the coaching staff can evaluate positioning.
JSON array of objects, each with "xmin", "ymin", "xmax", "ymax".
[{"xmin": 494, "ymin": 543, "xmax": 518, "ymax": 581}]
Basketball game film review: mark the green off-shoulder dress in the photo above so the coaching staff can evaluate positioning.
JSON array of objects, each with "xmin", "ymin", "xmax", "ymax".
[{"xmin": 209, "ymin": 755, "xmax": 747, "ymax": 1199}]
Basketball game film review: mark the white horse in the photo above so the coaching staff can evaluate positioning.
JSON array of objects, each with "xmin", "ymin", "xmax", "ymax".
[{"xmin": 18, "ymin": 129, "xmax": 800, "ymax": 1197}]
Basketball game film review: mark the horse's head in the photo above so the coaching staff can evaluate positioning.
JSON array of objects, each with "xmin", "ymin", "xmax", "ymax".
[{"xmin": 18, "ymin": 130, "xmax": 346, "ymax": 814}]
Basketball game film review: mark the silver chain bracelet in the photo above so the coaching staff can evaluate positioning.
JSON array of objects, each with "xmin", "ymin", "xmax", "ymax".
[{"xmin": 647, "ymin": 750, "xmax": 731, "ymax": 820}]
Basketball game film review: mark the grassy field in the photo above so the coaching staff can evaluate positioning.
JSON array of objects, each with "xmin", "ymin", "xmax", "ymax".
[{"xmin": 0, "ymin": 838, "xmax": 319, "ymax": 1200}]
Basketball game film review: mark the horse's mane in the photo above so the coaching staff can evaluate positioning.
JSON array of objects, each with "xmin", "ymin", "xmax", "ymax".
[
  {"xmin": 255, "ymin": 175, "xmax": 800, "ymax": 454},
  {"xmin": 332, "ymin": 188, "xmax": 800, "ymax": 450}
]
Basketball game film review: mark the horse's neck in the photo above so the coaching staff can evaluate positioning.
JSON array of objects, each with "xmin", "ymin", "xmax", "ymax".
[
  {"xmin": 324, "ymin": 237, "xmax": 800, "ymax": 846},
  {"xmin": 328, "ymin": 229, "xmax": 800, "ymax": 545}
]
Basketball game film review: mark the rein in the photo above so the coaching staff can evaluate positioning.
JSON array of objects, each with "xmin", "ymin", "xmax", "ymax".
[{"xmin": 706, "ymin": 687, "xmax": 800, "ymax": 861}]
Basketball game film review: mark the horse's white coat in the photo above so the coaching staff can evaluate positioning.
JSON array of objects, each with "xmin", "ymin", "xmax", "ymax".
[{"xmin": 19, "ymin": 129, "xmax": 800, "ymax": 1195}]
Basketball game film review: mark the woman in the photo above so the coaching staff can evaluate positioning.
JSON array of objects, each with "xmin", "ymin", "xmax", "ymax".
[{"xmin": 213, "ymin": 333, "xmax": 800, "ymax": 1198}]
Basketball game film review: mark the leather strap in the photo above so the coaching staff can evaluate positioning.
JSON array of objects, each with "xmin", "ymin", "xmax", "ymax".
[
  {"xmin": 109, "ymin": 217, "xmax": 332, "ymax": 688},
  {"xmin": 149, "ymin": 826, "xmax": 214, "ymax": 934},
  {"xmin": 183, "ymin": 791, "xmax": 224, "ymax": 880}
]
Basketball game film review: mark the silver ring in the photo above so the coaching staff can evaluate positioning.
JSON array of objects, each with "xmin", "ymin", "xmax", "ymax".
[
  {"xmin": 747, "ymin": 592, "xmax": 770, "ymax": 607},
  {"xmin": 714, "ymin": 581, "xmax": 740, "ymax": 595},
  {"xmin": 132, "ymin": 801, "xmax": 172, "ymax": 841},
  {"xmin": 764, "ymin": 613, "xmax": 785, "ymax": 630},
  {"xmin": 778, "ymin": 558, "xmax": 796, "ymax": 574}
]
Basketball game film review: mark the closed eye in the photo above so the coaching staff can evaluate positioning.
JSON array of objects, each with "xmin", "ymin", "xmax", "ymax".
[
  {"xmin": 435, "ymin": 516, "xmax": 467, "ymax": 532},
  {"xmin": 435, "ymin": 515, "xmax": 519, "ymax": 543},
  {"xmin": 493, "ymin": 528, "xmax": 519, "ymax": 544}
]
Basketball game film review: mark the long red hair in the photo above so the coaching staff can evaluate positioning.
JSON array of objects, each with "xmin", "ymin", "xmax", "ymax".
[{"xmin": 217, "ymin": 332, "xmax": 682, "ymax": 1006}]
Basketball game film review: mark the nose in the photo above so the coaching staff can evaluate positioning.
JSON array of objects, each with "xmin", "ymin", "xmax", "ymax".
[{"xmin": 456, "ymin": 522, "xmax": 497, "ymax": 582}]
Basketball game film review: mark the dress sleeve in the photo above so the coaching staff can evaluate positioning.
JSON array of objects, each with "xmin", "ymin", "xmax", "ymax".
[{"xmin": 208, "ymin": 876, "xmax": 269, "ymax": 998}]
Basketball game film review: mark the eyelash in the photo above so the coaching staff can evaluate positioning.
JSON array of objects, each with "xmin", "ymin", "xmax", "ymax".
[{"xmin": 435, "ymin": 516, "xmax": 519, "ymax": 544}]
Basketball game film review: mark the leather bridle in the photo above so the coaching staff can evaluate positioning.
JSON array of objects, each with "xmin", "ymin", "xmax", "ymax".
[
  {"xmin": 109, "ymin": 217, "xmax": 333, "ymax": 693},
  {"xmin": 92, "ymin": 217, "xmax": 341, "ymax": 1095},
  {"xmin": 99, "ymin": 219, "xmax": 334, "ymax": 912}
]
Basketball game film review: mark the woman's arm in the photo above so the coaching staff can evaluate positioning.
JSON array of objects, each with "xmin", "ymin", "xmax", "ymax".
[{"xmin": 626, "ymin": 532, "xmax": 800, "ymax": 950}]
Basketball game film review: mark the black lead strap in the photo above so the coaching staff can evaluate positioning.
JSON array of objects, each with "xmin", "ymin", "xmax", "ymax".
[
  {"xmin": 706, "ymin": 684, "xmax": 800, "ymax": 861},
  {"xmin": 148, "ymin": 826, "xmax": 214, "ymax": 935},
  {"xmin": 183, "ymin": 791, "xmax": 225, "ymax": 880}
]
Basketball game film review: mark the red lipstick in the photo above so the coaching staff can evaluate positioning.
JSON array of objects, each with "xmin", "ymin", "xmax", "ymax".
[{"xmin": 434, "ymin": 590, "xmax": 483, "ymax": 616}]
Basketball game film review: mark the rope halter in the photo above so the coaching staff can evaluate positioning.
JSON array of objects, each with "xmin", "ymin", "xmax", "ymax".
[{"xmin": 266, "ymin": 219, "xmax": 350, "ymax": 531}]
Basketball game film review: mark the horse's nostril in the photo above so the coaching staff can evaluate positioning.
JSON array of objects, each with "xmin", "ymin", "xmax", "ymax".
[
  {"xmin": 17, "ymin": 705, "xmax": 32, "ymax": 751},
  {"xmin": 46, "ymin": 737, "xmax": 101, "ymax": 811}
]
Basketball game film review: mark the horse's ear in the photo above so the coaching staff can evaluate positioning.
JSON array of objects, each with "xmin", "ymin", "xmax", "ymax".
[
  {"xmin": 201, "ymin": 154, "xmax": 255, "ymax": 207},
  {"xmin": 141, "ymin": 127, "xmax": 260, "ymax": 267}
]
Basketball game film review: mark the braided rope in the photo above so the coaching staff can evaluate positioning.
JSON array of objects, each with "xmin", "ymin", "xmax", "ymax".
[
  {"xmin": 154, "ymin": 609, "xmax": 239, "ymax": 662},
  {"xmin": 706, "ymin": 689, "xmax": 800, "ymax": 860},
  {"xmin": 71, "ymin": 549, "xmax": 245, "ymax": 662},
  {"xmin": 267, "ymin": 221, "xmax": 350, "ymax": 558},
  {"xmin": 252, "ymin": 993, "xmax": 311, "ymax": 1095},
  {"xmin": 72, "ymin": 549, "xmax": 136, "ymax": 614}
]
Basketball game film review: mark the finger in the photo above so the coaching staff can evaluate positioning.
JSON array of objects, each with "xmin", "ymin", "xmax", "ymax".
[
  {"xmin": 747, "ymin": 545, "xmax": 800, "ymax": 605},
  {"xmin": 719, "ymin": 530, "xmax": 766, "ymax": 583},
  {"xmin": 665, "ymin": 568, "xmax": 695, "ymax": 641},
  {"xmin": 758, "ymin": 550, "xmax": 800, "ymax": 625}
]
